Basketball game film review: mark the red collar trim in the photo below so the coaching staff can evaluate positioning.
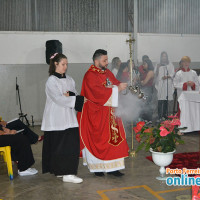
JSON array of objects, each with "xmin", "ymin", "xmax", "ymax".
[{"xmin": 181, "ymin": 68, "xmax": 190, "ymax": 72}]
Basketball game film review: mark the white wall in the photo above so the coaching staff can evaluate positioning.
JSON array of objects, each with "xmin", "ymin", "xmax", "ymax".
[
  {"xmin": 0, "ymin": 31, "xmax": 130, "ymax": 123},
  {"xmin": 137, "ymin": 33, "xmax": 200, "ymax": 63},
  {"xmin": 0, "ymin": 31, "xmax": 130, "ymax": 64}
]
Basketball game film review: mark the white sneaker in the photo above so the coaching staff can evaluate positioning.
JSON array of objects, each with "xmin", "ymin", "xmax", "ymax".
[
  {"xmin": 63, "ymin": 175, "xmax": 83, "ymax": 183},
  {"xmin": 18, "ymin": 168, "xmax": 38, "ymax": 176},
  {"xmin": 57, "ymin": 175, "xmax": 63, "ymax": 178}
]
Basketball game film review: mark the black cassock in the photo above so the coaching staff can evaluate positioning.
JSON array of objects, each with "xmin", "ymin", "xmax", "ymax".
[{"xmin": 42, "ymin": 127, "xmax": 80, "ymax": 176}]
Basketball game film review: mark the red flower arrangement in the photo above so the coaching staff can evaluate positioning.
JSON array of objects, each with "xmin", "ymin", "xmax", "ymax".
[
  {"xmin": 133, "ymin": 121, "xmax": 145, "ymax": 133},
  {"xmin": 134, "ymin": 115, "xmax": 185, "ymax": 153}
]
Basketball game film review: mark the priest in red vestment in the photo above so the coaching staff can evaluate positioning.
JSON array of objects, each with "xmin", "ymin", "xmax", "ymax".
[{"xmin": 77, "ymin": 49, "xmax": 129, "ymax": 177}]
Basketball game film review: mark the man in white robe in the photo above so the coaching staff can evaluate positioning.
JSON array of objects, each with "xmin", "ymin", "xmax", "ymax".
[
  {"xmin": 154, "ymin": 52, "xmax": 175, "ymax": 119},
  {"xmin": 173, "ymin": 56, "xmax": 199, "ymax": 119}
]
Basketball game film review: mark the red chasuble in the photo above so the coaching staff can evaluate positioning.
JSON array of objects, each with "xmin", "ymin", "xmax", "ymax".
[{"xmin": 77, "ymin": 65, "xmax": 129, "ymax": 160}]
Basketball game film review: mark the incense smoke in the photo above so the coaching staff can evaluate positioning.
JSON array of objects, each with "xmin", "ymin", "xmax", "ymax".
[{"xmin": 115, "ymin": 90, "xmax": 143, "ymax": 122}]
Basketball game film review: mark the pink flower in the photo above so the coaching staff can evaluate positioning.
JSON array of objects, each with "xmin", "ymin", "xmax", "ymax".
[
  {"xmin": 161, "ymin": 120, "xmax": 174, "ymax": 132},
  {"xmin": 168, "ymin": 114, "xmax": 178, "ymax": 119},
  {"xmin": 171, "ymin": 119, "xmax": 181, "ymax": 126},
  {"xmin": 159, "ymin": 126, "xmax": 170, "ymax": 137}
]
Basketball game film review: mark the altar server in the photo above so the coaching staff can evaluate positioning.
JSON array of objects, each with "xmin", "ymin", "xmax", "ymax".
[
  {"xmin": 173, "ymin": 56, "xmax": 199, "ymax": 98},
  {"xmin": 41, "ymin": 53, "xmax": 85, "ymax": 183}
]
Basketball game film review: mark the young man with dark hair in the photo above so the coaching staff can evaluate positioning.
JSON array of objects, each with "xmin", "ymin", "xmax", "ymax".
[{"xmin": 77, "ymin": 49, "xmax": 129, "ymax": 177}]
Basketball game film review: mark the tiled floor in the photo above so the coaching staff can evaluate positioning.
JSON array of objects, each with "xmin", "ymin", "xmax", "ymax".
[{"xmin": 0, "ymin": 125, "xmax": 197, "ymax": 200}]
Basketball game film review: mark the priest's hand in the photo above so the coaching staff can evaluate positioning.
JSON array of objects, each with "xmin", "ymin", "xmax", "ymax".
[
  {"xmin": 106, "ymin": 85, "xmax": 113, "ymax": 88},
  {"xmin": 118, "ymin": 83, "xmax": 128, "ymax": 92},
  {"xmin": 84, "ymin": 97, "xmax": 87, "ymax": 103}
]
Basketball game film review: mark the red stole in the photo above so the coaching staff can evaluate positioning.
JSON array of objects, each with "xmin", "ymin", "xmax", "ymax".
[
  {"xmin": 177, "ymin": 67, "xmax": 195, "ymax": 118},
  {"xmin": 181, "ymin": 68, "xmax": 196, "ymax": 91}
]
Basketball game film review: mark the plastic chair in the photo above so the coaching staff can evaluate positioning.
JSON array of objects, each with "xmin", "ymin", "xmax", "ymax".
[{"xmin": 0, "ymin": 146, "xmax": 13, "ymax": 180}]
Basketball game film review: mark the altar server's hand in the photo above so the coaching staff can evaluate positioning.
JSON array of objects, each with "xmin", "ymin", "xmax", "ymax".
[
  {"xmin": 63, "ymin": 91, "xmax": 70, "ymax": 97},
  {"xmin": 118, "ymin": 83, "xmax": 128, "ymax": 92},
  {"xmin": 84, "ymin": 97, "xmax": 87, "ymax": 103}
]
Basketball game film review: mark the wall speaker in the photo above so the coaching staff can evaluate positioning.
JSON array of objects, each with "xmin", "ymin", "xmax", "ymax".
[{"xmin": 46, "ymin": 40, "xmax": 62, "ymax": 64}]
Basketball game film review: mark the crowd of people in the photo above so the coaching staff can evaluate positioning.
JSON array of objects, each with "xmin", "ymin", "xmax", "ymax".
[{"xmin": 111, "ymin": 52, "xmax": 199, "ymax": 122}]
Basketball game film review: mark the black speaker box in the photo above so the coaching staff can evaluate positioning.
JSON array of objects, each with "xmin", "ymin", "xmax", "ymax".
[{"xmin": 46, "ymin": 40, "xmax": 62, "ymax": 64}]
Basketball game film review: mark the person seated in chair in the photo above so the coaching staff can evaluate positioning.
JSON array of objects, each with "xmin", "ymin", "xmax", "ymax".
[
  {"xmin": 0, "ymin": 118, "xmax": 43, "ymax": 144},
  {"xmin": 0, "ymin": 127, "xmax": 38, "ymax": 176}
]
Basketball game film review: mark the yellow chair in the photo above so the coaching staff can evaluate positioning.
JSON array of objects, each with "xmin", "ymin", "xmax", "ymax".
[{"xmin": 0, "ymin": 146, "xmax": 13, "ymax": 180}]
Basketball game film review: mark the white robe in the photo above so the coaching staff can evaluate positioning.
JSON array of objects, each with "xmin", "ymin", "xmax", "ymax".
[
  {"xmin": 82, "ymin": 148, "xmax": 125, "ymax": 172},
  {"xmin": 154, "ymin": 63, "xmax": 175, "ymax": 100},
  {"xmin": 173, "ymin": 70, "xmax": 199, "ymax": 98},
  {"xmin": 112, "ymin": 68, "xmax": 118, "ymax": 77},
  {"xmin": 41, "ymin": 74, "xmax": 79, "ymax": 131}
]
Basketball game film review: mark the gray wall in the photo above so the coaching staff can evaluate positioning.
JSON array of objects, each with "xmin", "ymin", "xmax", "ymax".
[
  {"xmin": 1, "ymin": 0, "xmax": 200, "ymax": 34},
  {"xmin": 0, "ymin": 63, "xmax": 90, "ymax": 123},
  {"xmin": 0, "ymin": 0, "xmax": 129, "ymax": 32},
  {"xmin": 138, "ymin": 0, "xmax": 200, "ymax": 34}
]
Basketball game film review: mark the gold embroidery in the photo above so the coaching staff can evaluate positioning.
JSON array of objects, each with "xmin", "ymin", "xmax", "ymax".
[
  {"xmin": 87, "ymin": 159, "xmax": 124, "ymax": 171},
  {"xmin": 108, "ymin": 108, "xmax": 124, "ymax": 146},
  {"xmin": 89, "ymin": 65, "xmax": 106, "ymax": 74}
]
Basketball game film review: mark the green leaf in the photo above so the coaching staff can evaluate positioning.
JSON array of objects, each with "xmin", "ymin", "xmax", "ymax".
[
  {"xmin": 178, "ymin": 127, "xmax": 187, "ymax": 130},
  {"xmin": 145, "ymin": 143, "xmax": 151, "ymax": 151},
  {"xmin": 136, "ymin": 142, "xmax": 145, "ymax": 153}
]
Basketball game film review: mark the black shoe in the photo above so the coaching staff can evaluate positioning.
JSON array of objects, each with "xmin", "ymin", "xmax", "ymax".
[
  {"xmin": 107, "ymin": 170, "xmax": 124, "ymax": 177},
  {"xmin": 94, "ymin": 172, "xmax": 104, "ymax": 177}
]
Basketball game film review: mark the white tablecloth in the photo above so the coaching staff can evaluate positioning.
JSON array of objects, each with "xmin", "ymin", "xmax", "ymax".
[{"xmin": 178, "ymin": 91, "xmax": 200, "ymax": 133}]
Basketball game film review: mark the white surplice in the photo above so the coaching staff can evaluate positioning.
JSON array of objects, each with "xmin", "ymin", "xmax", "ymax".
[
  {"xmin": 112, "ymin": 68, "xmax": 118, "ymax": 77},
  {"xmin": 173, "ymin": 70, "xmax": 199, "ymax": 98},
  {"xmin": 41, "ymin": 74, "xmax": 79, "ymax": 131},
  {"xmin": 154, "ymin": 63, "xmax": 175, "ymax": 100}
]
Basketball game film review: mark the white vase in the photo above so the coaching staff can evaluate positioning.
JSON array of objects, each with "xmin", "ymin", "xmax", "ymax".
[{"xmin": 150, "ymin": 148, "xmax": 176, "ymax": 180}]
